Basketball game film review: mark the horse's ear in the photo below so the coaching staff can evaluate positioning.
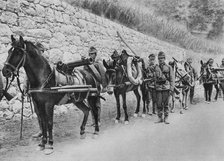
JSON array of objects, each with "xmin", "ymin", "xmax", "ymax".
[
  {"xmin": 19, "ymin": 35, "xmax": 24, "ymax": 44},
  {"xmin": 200, "ymin": 60, "xmax": 203, "ymax": 66},
  {"xmin": 11, "ymin": 35, "xmax": 16, "ymax": 42},
  {"xmin": 103, "ymin": 59, "xmax": 109, "ymax": 69}
]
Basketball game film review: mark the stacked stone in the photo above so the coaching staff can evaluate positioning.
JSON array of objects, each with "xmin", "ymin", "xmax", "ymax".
[{"xmin": 0, "ymin": 0, "xmax": 214, "ymax": 119}]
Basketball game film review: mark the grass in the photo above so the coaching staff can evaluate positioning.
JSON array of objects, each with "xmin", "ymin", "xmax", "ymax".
[{"xmin": 65, "ymin": 0, "xmax": 223, "ymax": 54}]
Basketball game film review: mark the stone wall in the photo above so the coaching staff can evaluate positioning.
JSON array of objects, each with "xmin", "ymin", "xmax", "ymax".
[
  {"xmin": 1, "ymin": 0, "xmax": 216, "ymax": 67},
  {"xmin": 0, "ymin": 0, "xmax": 218, "ymax": 120}
]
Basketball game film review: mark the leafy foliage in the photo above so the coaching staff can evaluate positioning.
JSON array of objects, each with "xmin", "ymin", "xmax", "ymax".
[{"xmin": 65, "ymin": 0, "xmax": 224, "ymax": 54}]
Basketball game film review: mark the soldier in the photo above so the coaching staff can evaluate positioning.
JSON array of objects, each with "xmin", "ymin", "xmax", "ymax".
[
  {"xmin": 184, "ymin": 57, "xmax": 198, "ymax": 104},
  {"xmin": 220, "ymin": 58, "xmax": 224, "ymax": 72},
  {"xmin": 154, "ymin": 51, "xmax": 174, "ymax": 124},
  {"xmin": 85, "ymin": 47, "xmax": 102, "ymax": 126},
  {"xmin": 145, "ymin": 53, "xmax": 157, "ymax": 115}
]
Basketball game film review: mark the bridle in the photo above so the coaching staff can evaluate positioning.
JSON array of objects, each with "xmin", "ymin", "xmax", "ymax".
[
  {"xmin": 4, "ymin": 43, "xmax": 54, "ymax": 94},
  {"xmin": 5, "ymin": 45, "xmax": 27, "ymax": 77},
  {"xmin": 173, "ymin": 61, "xmax": 191, "ymax": 88},
  {"xmin": 4, "ymin": 45, "xmax": 27, "ymax": 94}
]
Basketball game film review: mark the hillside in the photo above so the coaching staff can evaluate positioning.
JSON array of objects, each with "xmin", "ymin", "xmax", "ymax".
[{"xmin": 65, "ymin": 0, "xmax": 224, "ymax": 54}]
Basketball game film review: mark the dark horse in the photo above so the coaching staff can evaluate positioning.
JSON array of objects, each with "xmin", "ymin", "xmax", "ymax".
[
  {"xmin": 200, "ymin": 60, "xmax": 220, "ymax": 102},
  {"xmin": 103, "ymin": 51, "xmax": 142, "ymax": 124},
  {"xmin": 2, "ymin": 36, "xmax": 102, "ymax": 154}
]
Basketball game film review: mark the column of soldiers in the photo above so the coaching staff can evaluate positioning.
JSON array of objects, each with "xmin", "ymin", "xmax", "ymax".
[{"xmin": 144, "ymin": 52, "xmax": 199, "ymax": 124}]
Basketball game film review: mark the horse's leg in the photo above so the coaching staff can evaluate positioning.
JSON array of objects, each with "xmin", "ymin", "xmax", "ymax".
[
  {"xmin": 180, "ymin": 91, "xmax": 184, "ymax": 114},
  {"xmin": 34, "ymin": 101, "xmax": 46, "ymax": 151},
  {"xmin": 133, "ymin": 88, "xmax": 141, "ymax": 117},
  {"xmin": 189, "ymin": 86, "xmax": 195, "ymax": 104},
  {"xmin": 75, "ymin": 101, "xmax": 90, "ymax": 139},
  {"xmin": 114, "ymin": 90, "xmax": 121, "ymax": 123},
  {"xmin": 214, "ymin": 84, "xmax": 219, "ymax": 101},
  {"xmin": 121, "ymin": 93, "xmax": 129, "ymax": 124},
  {"xmin": 184, "ymin": 88, "xmax": 189, "ymax": 110},
  {"xmin": 43, "ymin": 102, "xmax": 54, "ymax": 155},
  {"xmin": 203, "ymin": 84, "xmax": 208, "ymax": 102},
  {"xmin": 208, "ymin": 84, "xmax": 213, "ymax": 102},
  {"xmin": 32, "ymin": 100, "xmax": 43, "ymax": 138},
  {"xmin": 88, "ymin": 96, "xmax": 99, "ymax": 137},
  {"xmin": 220, "ymin": 82, "xmax": 224, "ymax": 101}
]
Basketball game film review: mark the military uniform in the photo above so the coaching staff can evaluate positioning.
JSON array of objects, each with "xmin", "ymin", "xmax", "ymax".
[
  {"xmin": 83, "ymin": 47, "xmax": 102, "ymax": 125},
  {"xmin": 154, "ymin": 52, "xmax": 174, "ymax": 124},
  {"xmin": 145, "ymin": 61, "xmax": 156, "ymax": 114},
  {"xmin": 184, "ymin": 61, "xmax": 198, "ymax": 104}
]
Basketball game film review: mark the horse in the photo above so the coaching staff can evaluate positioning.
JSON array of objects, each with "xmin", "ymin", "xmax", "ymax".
[
  {"xmin": 103, "ymin": 51, "xmax": 142, "ymax": 124},
  {"xmin": 2, "ymin": 35, "xmax": 103, "ymax": 154},
  {"xmin": 200, "ymin": 60, "xmax": 220, "ymax": 102},
  {"xmin": 169, "ymin": 59, "xmax": 192, "ymax": 114}
]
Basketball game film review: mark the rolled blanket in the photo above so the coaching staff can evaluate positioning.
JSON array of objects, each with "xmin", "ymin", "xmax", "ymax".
[{"xmin": 126, "ymin": 57, "xmax": 143, "ymax": 85}]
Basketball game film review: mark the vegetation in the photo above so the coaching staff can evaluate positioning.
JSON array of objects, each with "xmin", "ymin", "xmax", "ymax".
[{"xmin": 65, "ymin": 0, "xmax": 224, "ymax": 54}]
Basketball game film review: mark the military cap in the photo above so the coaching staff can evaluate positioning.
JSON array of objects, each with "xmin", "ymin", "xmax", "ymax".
[
  {"xmin": 111, "ymin": 50, "xmax": 120, "ymax": 59},
  {"xmin": 208, "ymin": 58, "xmax": 214, "ymax": 62},
  {"xmin": 89, "ymin": 46, "xmax": 97, "ymax": 54},
  {"xmin": 148, "ymin": 53, "xmax": 155, "ymax": 58},
  {"xmin": 158, "ymin": 51, "xmax": 165, "ymax": 58}
]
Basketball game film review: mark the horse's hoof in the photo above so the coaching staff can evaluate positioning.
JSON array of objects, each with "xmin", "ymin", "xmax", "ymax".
[
  {"xmin": 133, "ymin": 113, "xmax": 138, "ymax": 117},
  {"xmin": 184, "ymin": 107, "xmax": 188, "ymax": 110},
  {"xmin": 36, "ymin": 145, "xmax": 45, "ymax": 151},
  {"xmin": 147, "ymin": 112, "xmax": 153, "ymax": 116},
  {"xmin": 124, "ymin": 121, "xmax": 129, "ymax": 125},
  {"xmin": 80, "ymin": 133, "xmax": 86, "ymax": 139},
  {"xmin": 142, "ymin": 114, "xmax": 146, "ymax": 118},
  {"xmin": 92, "ymin": 132, "xmax": 99, "ymax": 139},
  {"xmin": 115, "ymin": 119, "xmax": 119, "ymax": 124},
  {"xmin": 32, "ymin": 132, "xmax": 42, "ymax": 138},
  {"xmin": 44, "ymin": 145, "xmax": 54, "ymax": 155},
  {"xmin": 170, "ymin": 110, "xmax": 175, "ymax": 113},
  {"xmin": 180, "ymin": 111, "xmax": 183, "ymax": 114}
]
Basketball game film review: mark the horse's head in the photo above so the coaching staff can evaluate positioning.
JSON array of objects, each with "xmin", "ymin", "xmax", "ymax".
[
  {"xmin": 2, "ymin": 35, "xmax": 27, "ymax": 78},
  {"xmin": 172, "ymin": 58, "xmax": 191, "ymax": 85},
  {"xmin": 200, "ymin": 60, "xmax": 210, "ymax": 79},
  {"xmin": 103, "ymin": 59, "xmax": 118, "ymax": 95}
]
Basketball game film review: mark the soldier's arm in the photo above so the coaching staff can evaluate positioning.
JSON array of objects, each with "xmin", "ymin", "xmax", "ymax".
[{"xmin": 193, "ymin": 68, "xmax": 198, "ymax": 80}]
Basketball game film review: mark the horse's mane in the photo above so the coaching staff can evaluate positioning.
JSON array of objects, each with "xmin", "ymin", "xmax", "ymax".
[{"xmin": 24, "ymin": 40, "xmax": 51, "ymax": 69}]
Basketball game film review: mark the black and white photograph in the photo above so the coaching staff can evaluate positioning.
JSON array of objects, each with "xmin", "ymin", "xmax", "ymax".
[{"xmin": 0, "ymin": 0, "xmax": 224, "ymax": 160}]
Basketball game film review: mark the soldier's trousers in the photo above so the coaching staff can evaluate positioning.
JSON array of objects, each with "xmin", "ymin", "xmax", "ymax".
[
  {"xmin": 156, "ymin": 90, "xmax": 170, "ymax": 118},
  {"xmin": 189, "ymin": 86, "xmax": 195, "ymax": 103}
]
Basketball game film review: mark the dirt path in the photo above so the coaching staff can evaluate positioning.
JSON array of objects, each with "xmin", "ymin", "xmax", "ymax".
[{"xmin": 1, "ymin": 99, "xmax": 224, "ymax": 161}]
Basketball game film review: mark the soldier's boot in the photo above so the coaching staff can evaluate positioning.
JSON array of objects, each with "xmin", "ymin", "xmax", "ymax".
[
  {"xmin": 164, "ymin": 115, "xmax": 170, "ymax": 124},
  {"xmin": 155, "ymin": 116, "xmax": 163, "ymax": 123}
]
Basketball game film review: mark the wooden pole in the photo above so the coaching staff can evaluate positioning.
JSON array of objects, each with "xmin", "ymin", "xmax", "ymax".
[
  {"xmin": 20, "ymin": 93, "xmax": 24, "ymax": 140},
  {"xmin": 117, "ymin": 31, "xmax": 137, "ymax": 56}
]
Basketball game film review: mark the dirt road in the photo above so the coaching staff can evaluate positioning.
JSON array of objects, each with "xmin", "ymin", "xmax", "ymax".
[{"xmin": 1, "ymin": 99, "xmax": 224, "ymax": 161}]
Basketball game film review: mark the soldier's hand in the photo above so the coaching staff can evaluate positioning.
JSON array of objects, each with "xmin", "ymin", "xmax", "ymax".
[{"xmin": 169, "ymin": 89, "xmax": 174, "ymax": 96}]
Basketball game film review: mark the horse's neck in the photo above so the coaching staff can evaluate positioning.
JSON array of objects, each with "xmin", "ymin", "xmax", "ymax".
[
  {"xmin": 24, "ymin": 52, "xmax": 52, "ymax": 88},
  {"xmin": 116, "ymin": 66, "xmax": 127, "ymax": 84}
]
